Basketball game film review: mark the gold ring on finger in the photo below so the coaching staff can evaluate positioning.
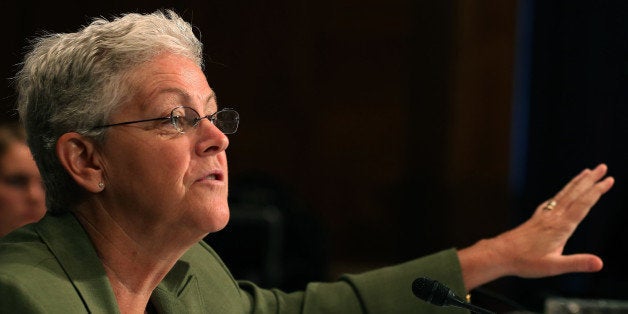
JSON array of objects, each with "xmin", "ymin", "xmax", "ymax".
[{"xmin": 543, "ymin": 199, "xmax": 557, "ymax": 211}]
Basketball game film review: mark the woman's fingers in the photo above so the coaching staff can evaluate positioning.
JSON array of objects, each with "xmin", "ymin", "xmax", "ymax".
[
  {"xmin": 537, "ymin": 164, "xmax": 613, "ymax": 221},
  {"xmin": 514, "ymin": 164, "xmax": 614, "ymax": 278},
  {"xmin": 565, "ymin": 175, "xmax": 614, "ymax": 221},
  {"xmin": 552, "ymin": 164, "xmax": 609, "ymax": 211}
]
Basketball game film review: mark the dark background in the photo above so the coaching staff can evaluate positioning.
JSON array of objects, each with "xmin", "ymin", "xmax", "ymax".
[{"xmin": 1, "ymin": 1, "xmax": 626, "ymax": 312}]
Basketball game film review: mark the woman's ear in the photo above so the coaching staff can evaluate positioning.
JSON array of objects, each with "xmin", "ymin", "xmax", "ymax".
[{"xmin": 56, "ymin": 132, "xmax": 104, "ymax": 193}]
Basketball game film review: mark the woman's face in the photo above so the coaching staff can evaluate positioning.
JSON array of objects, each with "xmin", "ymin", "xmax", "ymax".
[
  {"xmin": 98, "ymin": 53, "xmax": 231, "ymax": 238},
  {"xmin": 0, "ymin": 142, "xmax": 46, "ymax": 236}
]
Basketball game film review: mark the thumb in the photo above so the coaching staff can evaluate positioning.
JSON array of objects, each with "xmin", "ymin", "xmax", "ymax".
[{"xmin": 553, "ymin": 254, "xmax": 604, "ymax": 274}]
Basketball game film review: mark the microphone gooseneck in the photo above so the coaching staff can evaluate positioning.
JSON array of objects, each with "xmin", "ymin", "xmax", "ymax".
[{"xmin": 411, "ymin": 277, "xmax": 495, "ymax": 314}]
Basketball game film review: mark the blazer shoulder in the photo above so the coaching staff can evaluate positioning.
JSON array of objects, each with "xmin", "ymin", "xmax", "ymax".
[
  {"xmin": 0, "ymin": 224, "xmax": 54, "ymax": 266},
  {"xmin": 0, "ymin": 226, "xmax": 87, "ymax": 312}
]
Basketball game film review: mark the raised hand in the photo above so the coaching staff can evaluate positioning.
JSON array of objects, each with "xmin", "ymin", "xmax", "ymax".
[{"xmin": 458, "ymin": 164, "xmax": 614, "ymax": 290}]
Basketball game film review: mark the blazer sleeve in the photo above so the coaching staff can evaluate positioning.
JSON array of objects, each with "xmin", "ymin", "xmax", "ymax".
[{"xmin": 191, "ymin": 242, "xmax": 468, "ymax": 313}]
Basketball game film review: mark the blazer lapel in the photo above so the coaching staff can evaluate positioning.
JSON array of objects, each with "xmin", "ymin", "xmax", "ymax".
[
  {"xmin": 153, "ymin": 243, "xmax": 247, "ymax": 313},
  {"xmin": 151, "ymin": 259, "xmax": 204, "ymax": 313},
  {"xmin": 36, "ymin": 213, "xmax": 120, "ymax": 313},
  {"xmin": 152, "ymin": 248, "xmax": 244, "ymax": 313}
]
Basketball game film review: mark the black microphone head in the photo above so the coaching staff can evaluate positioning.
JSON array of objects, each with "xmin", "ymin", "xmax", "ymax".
[{"xmin": 411, "ymin": 277, "xmax": 450, "ymax": 306}]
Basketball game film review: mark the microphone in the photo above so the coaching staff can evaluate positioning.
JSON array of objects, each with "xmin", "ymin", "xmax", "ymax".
[{"xmin": 412, "ymin": 277, "xmax": 495, "ymax": 314}]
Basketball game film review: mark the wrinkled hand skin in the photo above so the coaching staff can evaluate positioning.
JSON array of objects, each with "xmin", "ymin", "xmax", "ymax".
[{"xmin": 458, "ymin": 163, "xmax": 614, "ymax": 291}]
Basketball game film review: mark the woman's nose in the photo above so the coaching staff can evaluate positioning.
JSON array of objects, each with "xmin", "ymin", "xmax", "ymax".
[{"xmin": 195, "ymin": 118, "xmax": 229, "ymax": 155}]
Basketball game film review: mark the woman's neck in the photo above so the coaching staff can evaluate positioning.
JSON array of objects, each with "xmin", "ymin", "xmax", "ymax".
[{"xmin": 74, "ymin": 203, "xmax": 198, "ymax": 313}]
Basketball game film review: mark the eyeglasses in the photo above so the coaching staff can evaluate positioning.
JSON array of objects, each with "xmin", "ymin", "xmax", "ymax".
[{"xmin": 92, "ymin": 106, "xmax": 239, "ymax": 134}]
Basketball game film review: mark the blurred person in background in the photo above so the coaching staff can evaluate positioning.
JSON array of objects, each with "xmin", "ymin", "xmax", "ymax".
[{"xmin": 0, "ymin": 121, "xmax": 45, "ymax": 237}]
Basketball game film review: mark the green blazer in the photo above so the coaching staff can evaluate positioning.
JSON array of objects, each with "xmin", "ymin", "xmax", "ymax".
[{"xmin": 0, "ymin": 213, "xmax": 468, "ymax": 313}]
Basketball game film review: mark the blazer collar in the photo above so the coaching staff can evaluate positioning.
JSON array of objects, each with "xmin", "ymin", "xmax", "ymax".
[
  {"xmin": 152, "ymin": 261, "xmax": 204, "ymax": 312},
  {"xmin": 35, "ymin": 212, "xmax": 120, "ymax": 313},
  {"xmin": 35, "ymin": 212, "xmax": 201, "ymax": 313}
]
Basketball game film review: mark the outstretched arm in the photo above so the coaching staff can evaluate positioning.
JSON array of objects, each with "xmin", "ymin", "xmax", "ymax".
[{"xmin": 458, "ymin": 163, "xmax": 614, "ymax": 291}]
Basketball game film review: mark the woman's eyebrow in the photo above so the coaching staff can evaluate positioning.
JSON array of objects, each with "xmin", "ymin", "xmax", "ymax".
[
  {"xmin": 204, "ymin": 92, "xmax": 217, "ymax": 112},
  {"xmin": 140, "ymin": 87, "xmax": 189, "ymax": 110},
  {"xmin": 144, "ymin": 88, "xmax": 215, "ymax": 110}
]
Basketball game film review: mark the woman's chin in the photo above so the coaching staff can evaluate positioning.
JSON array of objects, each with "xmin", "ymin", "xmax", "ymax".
[{"xmin": 197, "ymin": 203, "xmax": 230, "ymax": 234}]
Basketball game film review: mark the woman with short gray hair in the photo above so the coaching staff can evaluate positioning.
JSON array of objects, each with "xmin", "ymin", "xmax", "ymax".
[{"xmin": 0, "ymin": 10, "xmax": 614, "ymax": 313}]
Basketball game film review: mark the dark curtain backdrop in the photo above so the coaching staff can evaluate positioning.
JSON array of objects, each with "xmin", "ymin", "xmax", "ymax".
[
  {"xmin": 6, "ymin": 1, "xmax": 626, "ymax": 312},
  {"xmin": 495, "ymin": 1, "xmax": 628, "ymax": 312}
]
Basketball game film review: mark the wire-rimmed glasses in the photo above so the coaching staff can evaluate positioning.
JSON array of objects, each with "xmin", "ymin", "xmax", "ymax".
[{"xmin": 92, "ymin": 106, "xmax": 239, "ymax": 134}]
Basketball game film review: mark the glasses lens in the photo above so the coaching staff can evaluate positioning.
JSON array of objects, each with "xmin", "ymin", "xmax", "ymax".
[
  {"xmin": 170, "ymin": 107, "xmax": 200, "ymax": 132},
  {"xmin": 213, "ymin": 109, "xmax": 239, "ymax": 134}
]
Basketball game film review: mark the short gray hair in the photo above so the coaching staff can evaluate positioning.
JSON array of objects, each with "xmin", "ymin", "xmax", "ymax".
[{"xmin": 15, "ymin": 10, "xmax": 204, "ymax": 213}]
